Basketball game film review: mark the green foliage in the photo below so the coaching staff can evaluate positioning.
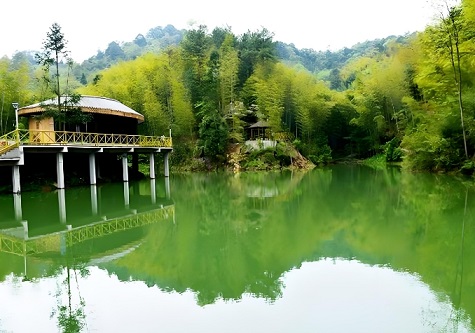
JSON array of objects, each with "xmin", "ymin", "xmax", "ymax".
[
  {"xmin": 6, "ymin": 15, "xmax": 475, "ymax": 173},
  {"xmin": 276, "ymin": 34, "xmax": 413, "ymax": 74},
  {"xmin": 384, "ymin": 137, "xmax": 402, "ymax": 162},
  {"xmin": 363, "ymin": 153, "xmax": 387, "ymax": 169},
  {"xmin": 401, "ymin": 129, "xmax": 463, "ymax": 171},
  {"xmin": 243, "ymin": 148, "xmax": 278, "ymax": 170},
  {"xmin": 198, "ymin": 110, "xmax": 229, "ymax": 161},
  {"xmin": 35, "ymin": 23, "xmax": 72, "ymax": 100},
  {"xmin": 461, "ymin": 159, "xmax": 475, "ymax": 175},
  {"xmin": 308, "ymin": 145, "xmax": 332, "ymax": 165},
  {"xmin": 40, "ymin": 93, "xmax": 92, "ymax": 128},
  {"xmin": 237, "ymin": 28, "xmax": 277, "ymax": 88},
  {"xmin": 0, "ymin": 55, "xmax": 33, "ymax": 134},
  {"xmin": 293, "ymin": 138, "xmax": 332, "ymax": 165},
  {"xmin": 75, "ymin": 25, "xmax": 184, "ymax": 81}
]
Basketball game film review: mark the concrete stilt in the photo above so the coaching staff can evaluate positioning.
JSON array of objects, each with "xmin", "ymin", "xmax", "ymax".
[
  {"xmin": 90, "ymin": 185, "xmax": 98, "ymax": 216},
  {"xmin": 89, "ymin": 153, "xmax": 97, "ymax": 185},
  {"xmin": 150, "ymin": 178, "xmax": 156, "ymax": 204},
  {"xmin": 149, "ymin": 153, "xmax": 156, "ymax": 179},
  {"xmin": 165, "ymin": 176, "xmax": 170, "ymax": 199},
  {"xmin": 164, "ymin": 151, "xmax": 170, "ymax": 177},
  {"xmin": 58, "ymin": 189, "xmax": 67, "ymax": 223},
  {"xmin": 12, "ymin": 165, "xmax": 21, "ymax": 194},
  {"xmin": 122, "ymin": 154, "xmax": 129, "ymax": 182},
  {"xmin": 22, "ymin": 221, "xmax": 28, "ymax": 240},
  {"xmin": 97, "ymin": 157, "xmax": 101, "ymax": 180},
  {"xmin": 123, "ymin": 182, "xmax": 130, "ymax": 208},
  {"xmin": 14, "ymin": 193, "xmax": 22, "ymax": 221},
  {"xmin": 56, "ymin": 153, "xmax": 65, "ymax": 189}
]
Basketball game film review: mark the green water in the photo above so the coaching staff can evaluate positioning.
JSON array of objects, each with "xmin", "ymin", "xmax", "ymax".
[{"xmin": 0, "ymin": 165, "xmax": 474, "ymax": 333}]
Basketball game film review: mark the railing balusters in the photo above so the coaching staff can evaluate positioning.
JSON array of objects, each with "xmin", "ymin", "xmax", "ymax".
[{"xmin": 1, "ymin": 129, "xmax": 172, "ymax": 156}]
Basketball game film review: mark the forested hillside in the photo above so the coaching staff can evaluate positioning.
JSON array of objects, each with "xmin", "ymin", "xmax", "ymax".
[{"xmin": 2, "ymin": 0, "xmax": 475, "ymax": 173}]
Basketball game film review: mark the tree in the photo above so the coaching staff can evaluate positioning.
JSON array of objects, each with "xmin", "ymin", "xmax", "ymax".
[
  {"xmin": 416, "ymin": 2, "xmax": 470, "ymax": 160},
  {"xmin": 35, "ymin": 23, "xmax": 69, "ymax": 115},
  {"xmin": 35, "ymin": 23, "xmax": 87, "ymax": 130},
  {"xmin": 441, "ymin": 4, "xmax": 469, "ymax": 159},
  {"xmin": 134, "ymin": 34, "xmax": 147, "ymax": 47},
  {"xmin": 105, "ymin": 41, "xmax": 126, "ymax": 61},
  {"xmin": 79, "ymin": 73, "xmax": 87, "ymax": 85},
  {"xmin": 0, "ymin": 54, "xmax": 32, "ymax": 133},
  {"xmin": 237, "ymin": 28, "xmax": 277, "ymax": 88},
  {"xmin": 218, "ymin": 34, "xmax": 239, "ymax": 114},
  {"xmin": 198, "ymin": 109, "xmax": 229, "ymax": 161},
  {"xmin": 181, "ymin": 25, "xmax": 212, "ymax": 111}
]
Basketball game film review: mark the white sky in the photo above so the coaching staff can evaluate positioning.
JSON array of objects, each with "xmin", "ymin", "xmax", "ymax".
[{"xmin": 2, "ymin": 0, "xmax": 440, "ymax": 63}]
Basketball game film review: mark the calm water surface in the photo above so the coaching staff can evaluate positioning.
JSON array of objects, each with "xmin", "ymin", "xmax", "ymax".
[{"xmin": 0, "ymin": 165, "xmax": 474, "ymax": 333}]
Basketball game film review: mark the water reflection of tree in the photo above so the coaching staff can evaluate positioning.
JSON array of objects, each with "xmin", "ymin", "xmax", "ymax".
[
  {"xmin": 446, "ymin": 186, "xmax": 470, "ymax": 332},
  {"xmin": 99, "ymin": 166, "xmax": 475, "ymax": 329},
  {"xmin": 51, "ymin": 256, "xmax": 89, "ymax": 333},
  {"xmin": 102, "ymin": 171, "xmax": 309, "ymax": 305}
]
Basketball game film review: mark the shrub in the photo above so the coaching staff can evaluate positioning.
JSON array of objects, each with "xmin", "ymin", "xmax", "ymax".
[{"xmin": 384, "ymin": 138, "xmax": 402, "ymax": 162}]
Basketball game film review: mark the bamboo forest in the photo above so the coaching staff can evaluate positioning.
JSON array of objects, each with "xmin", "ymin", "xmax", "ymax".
[
  {"xmin": 1, "ymin": 0, "xmax": 475, "ymax": 175},
  {"xmin": 2, "ymin": 1, "xmax": 475, "ymax": 332}
]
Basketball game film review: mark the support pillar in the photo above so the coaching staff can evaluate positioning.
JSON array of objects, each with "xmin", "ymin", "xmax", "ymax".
[
  {"xmin": 123, "ymin": 182, "xmax": 130, "ymax": 209},
  {"xmin": 58, "ymin": 189, "xmax": 66, "ymax": 224},
  {"xmin": 12, "ymin": 165, "xmax": 21, "ymax": 194},
  {"xmin": 164, "ymin": 151, "xmax": 170, "ymax": 177},
  {"xmin": 90, "ymin": 185, "xmax": 98, "ymax": 216},
  {"xmin": 149, "ymin": 153, "xmax": 156, "ymax": 179},
  {"xmin": 165, "ymin": 176, "xmax": 170, "ymax": 199},
  {"xmin": 150, "ymin": 178, "xmax": 156, "ymax": 204},
  {"xmin": 14, "ymin": 193, "xmax": 22, "ymax": 221},
  {"xmin": 56, "ymin": 153, "xmax": 65, "ymax": 189},
  {"xmin": 97, "ymin": 156, "xmax": 101, "ymax": 180},
  {"xmin": 122, "ymin": 154, "xmax": 129, "ymax": 182},
  {"xmin": 89, "ymin": 153, "xmax": 97, "ymax": 185},
  {"xmin": 22, "ymin": 221, "xmax": 28, "ymax": 240}
]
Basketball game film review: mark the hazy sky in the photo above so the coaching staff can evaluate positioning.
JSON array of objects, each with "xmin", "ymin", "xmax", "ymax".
[{"xmin": 2, "ymin": 0, "xmax": 439, "ymax": 63}]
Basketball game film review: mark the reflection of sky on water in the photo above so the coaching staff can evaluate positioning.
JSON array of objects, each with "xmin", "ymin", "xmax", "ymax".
[{"xmin": 0, "ymin": 259, "xmax": 471, "ymax": 333}]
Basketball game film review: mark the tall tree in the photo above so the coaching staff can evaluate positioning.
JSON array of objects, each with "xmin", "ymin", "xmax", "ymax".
[
  {"xmin": 418, "ymin": 1, "xmax": 470, "ymax": 159},
  {"xmin": 35, "ymin": 23, "xmax": 87, "ymax": 130},
  {"xmin": 439, "ymin": 2, "xmax": 469, "ymax": 159},
  {"xmin": 36, "ymin": 23, "xmax": 69, "ymax": 114},
  {"xmin": 181, "ymin": 25, "xmax": 212, "ymax": 112},
  {"xmin": 237, "ymin": 28, "xmax": 277, "ymax": 88},
  {"xmin": 0, "ymin": 54, "xmax": 33, "ymax": 133},
  {"xmin": 218, "ymin": 34, "xmax": 239, "ymax": 114}
]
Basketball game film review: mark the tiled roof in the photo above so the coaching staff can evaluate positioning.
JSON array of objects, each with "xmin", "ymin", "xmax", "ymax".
[
  {"xmin": 18, "ymin": 95, "xmax": 144, "ymax": 122},
  {"xmin": 249, "ymin": 121, "xmax": 270, "ymax": 128}
]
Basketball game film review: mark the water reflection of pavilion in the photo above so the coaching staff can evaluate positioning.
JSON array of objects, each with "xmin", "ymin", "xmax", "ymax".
[{"xmin": 0, "ymin": 178, "xmax": 174, "ymax": 258}]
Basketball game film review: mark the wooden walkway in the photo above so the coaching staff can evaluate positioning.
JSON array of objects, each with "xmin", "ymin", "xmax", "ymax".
[
  {"xmin": 1, "ymin": 129, "xmax": 173, "ymax": 193},
  {"xmin": 0, "ymin": 129, "xmax": 173, "ymax": 158}
]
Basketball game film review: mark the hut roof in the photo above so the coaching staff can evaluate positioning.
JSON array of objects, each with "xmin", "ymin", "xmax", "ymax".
[
  {"xmin": 248, "ymin": 121, "xmax": 270, "ymax": 128},
  {"xmin": 18, "ymin": 95, "xmax": 144, "ymax": 123}
]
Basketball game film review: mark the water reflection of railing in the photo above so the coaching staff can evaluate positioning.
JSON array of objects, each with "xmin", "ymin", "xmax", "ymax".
[
  {"xmin": 0, "ymin": 205, "xmax": 174, "ymax": 256},
  {"xmin": 68, "ymin": 205, "xmax": 174, "ymax": 245}
]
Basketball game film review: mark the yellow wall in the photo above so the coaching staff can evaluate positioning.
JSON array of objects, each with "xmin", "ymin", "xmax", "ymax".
[{"xmin": 29, "ymin": 117, "xmax": 55, "ymax": 143}]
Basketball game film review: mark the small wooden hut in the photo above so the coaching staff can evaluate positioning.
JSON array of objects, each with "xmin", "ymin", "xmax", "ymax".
[
  {"xmin": 248, "ymin": 121, "xmax": 271, "ymax": 140},
  {"xmin": 18, "ymin": 95, "xmax": 144, "ymax": 141}
]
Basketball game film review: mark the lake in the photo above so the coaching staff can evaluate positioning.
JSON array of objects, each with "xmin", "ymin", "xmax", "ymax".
[{"xmin": 0, "ymin": 165, "xmax": 474, "ymax": 333}]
